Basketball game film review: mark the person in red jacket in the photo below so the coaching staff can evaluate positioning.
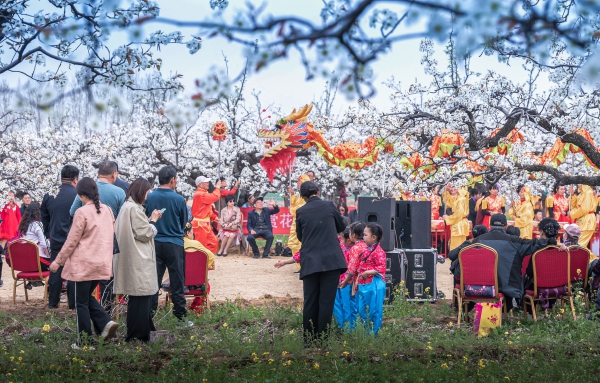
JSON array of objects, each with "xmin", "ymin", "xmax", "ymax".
[
  {"xmin": 191, "ymin": 177, "xmax": 222, "ymax": 253},
  {"xmin": 0, "ymin": 190, "xmax": 22, "ymax": 247}
]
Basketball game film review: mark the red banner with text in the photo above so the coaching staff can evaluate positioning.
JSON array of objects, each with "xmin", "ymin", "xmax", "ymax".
[{"xmin": 240, "ymin": 207, "xmax": 293, "ymax": 235}]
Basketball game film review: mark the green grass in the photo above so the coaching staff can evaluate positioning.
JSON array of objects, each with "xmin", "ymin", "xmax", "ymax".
[{"xmin": 1, "ymin": 289, "xmax": 599, "ymax": 382}]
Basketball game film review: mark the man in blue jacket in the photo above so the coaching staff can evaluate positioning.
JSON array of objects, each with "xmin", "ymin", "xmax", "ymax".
[
  {"xmin": 247, "ymin": 197, "xmax": 280, "ymax": 259},
  {"xmin": 145, "ymin": 166, "xmax": 189, "ymax": 323}
]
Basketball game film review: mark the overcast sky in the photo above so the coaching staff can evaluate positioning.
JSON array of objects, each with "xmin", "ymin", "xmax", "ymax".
[{"xmin": 6, "ymin": 0, "xmax": 550, "ymax": 115}]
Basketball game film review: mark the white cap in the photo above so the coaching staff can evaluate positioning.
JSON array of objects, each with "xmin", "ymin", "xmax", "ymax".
[{"xmin": 195, "ymin": 176, "xmax": 211, "ymax": 186}]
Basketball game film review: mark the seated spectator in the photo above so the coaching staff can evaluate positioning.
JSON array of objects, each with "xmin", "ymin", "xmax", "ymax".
[
  {"xmin": 470, "ymin": 214, "xmax": 552, "ymax": 311},
  {"xmin": 337, "ymin": 202, "xmax": 351, "ymax": 227},
  {"xmin": 506, "ymin": 226, "xmax": 521, "ymax": 237},
  {"xmin": 523, "ymin": 218, "xmax": 561, "ymax": 310},
  {"xmin": 524, "ymin": 218, "xmax": 560, "ymax": 284},
  {"xmin": 247, "ymin": 197, "xmax": 280, "ymax": 259},
  {"xmin": 562, "ymin": 224, "xmax": 581, "ymax": 247},
  {"xmin": 218, "ymin": 195, "xmax": 241, "ymax": 257},
  {"xmin": 448, "ymin": 225, "xmax": 488, "ymax": 284},
  {"xmin": 8, "ymin": 203, "xmax": 50, "ymax": 289},
  {"xmin": 184, "ymin": 223, "xmax": 215, "ymax": 271},
  {"xmin": 242, "ymin": 194, "xmax": 255, "ymax": 208}
]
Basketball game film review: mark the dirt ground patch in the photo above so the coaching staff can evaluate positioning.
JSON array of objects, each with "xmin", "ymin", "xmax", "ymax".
[{"xmin": 0, "ymin": 252, "xmax": 455, "ymax": 311}]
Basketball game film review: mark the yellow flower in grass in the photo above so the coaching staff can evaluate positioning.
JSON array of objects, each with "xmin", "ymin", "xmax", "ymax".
[
  {"xmin": 441, "ymin": 363, "xmax": 449, "ymax": 369},
  {"xmin": 505, "ymin": 377, "xmax": 510, "ymax": 381},
  {"xmin": 463, "ymin": 356, "xmax": 468, "ymax": 364},
  {"xmin": 507, "ymin": 341, "xmax": 513, "ymax": 345},
  {"xmin": 313, "ymin": 363, "xmax": 319, "ymax": 369},
  {"xmin": 222, "ymin": 323, "xmax": 228, "ymax": 328},
  {"xmin": 268, "ymin": 359, "xmax": 274, "ymax": 364},
  {"xmin": 289, "ymin": 330, "xmax": 294, "ymax": 335},
  {"xmin": 282, "ymin": 351, "xmax": 288, "ymax": 357},
  {"xmin": 478, "ymin": 359, "xmax": 485, "ymax": 369},
  {"xmin": 19, "ymin": 350, "xmax": 24, "ymax": 354},
  {"xmin": 447, "ymin": 322, "xmax": 454, "ymax": 327},
  {"xmin": 341, "ymin": 351, "xmax": 349, "ymax": 357},
  {"xmin": 190, "ymin": 336, "xmax": 195, "ymax": 340}
]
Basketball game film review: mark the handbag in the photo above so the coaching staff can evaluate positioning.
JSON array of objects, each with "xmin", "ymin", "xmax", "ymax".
[
  {"xmin": 464, "ymin": 285, "xmax": 496, "ymax": 298},
  {"xmin": 113, "ymin": 233, "xmax": 120, "ymax": 254}
]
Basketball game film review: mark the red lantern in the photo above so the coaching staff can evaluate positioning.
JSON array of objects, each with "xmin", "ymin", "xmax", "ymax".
[{"xmin": 210, "ymin": 121, "xmax": 228, "ymax": 141}]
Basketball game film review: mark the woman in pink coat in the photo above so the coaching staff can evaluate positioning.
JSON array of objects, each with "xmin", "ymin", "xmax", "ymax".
[{"xmin": 49, "ymin": 178, "xmax": 118, "ymax": 347}]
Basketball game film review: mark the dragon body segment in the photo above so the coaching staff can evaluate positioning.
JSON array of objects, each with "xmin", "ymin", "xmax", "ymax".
[{"xmin": 257, "ymin": 104, "xmax": 390, "ymax": 182}]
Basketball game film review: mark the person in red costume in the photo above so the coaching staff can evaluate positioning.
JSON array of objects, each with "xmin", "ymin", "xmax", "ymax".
[
  {"xmin": 191, "ymin": 176, "xmax": 222, "ymax": 253},
  {"xmin": 218, "ymin": 177, "xmax": 239, "ymax": 198},
  {"xmin": 0, "ymin": 190, "xmax": 22, "ymax": 247}
]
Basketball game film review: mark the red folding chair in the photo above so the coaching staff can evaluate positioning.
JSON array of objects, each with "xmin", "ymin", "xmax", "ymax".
[
  {"xmin": 6, "ymin": 239, "xmax": 50, "ymax": 304},
  {"xmin": 165, "ymin": 250, "xmax": 210, "ymax": 310},
  {"xmin": 568, "ymin": 245, "xmax": 592, "ymax": 309},
  {"xmin": 523, "ymin": 246, "xmax": 575, "ymax": 321},
  {"xmin": 452, "ymin": 244, "xmax": 505, "ymax": 325}
]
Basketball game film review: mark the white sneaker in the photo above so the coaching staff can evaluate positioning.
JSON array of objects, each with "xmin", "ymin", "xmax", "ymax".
[
  {"xmin": 60, "ymin": 293, "xmax": 67, "ymax": 303},
  {"xmin": 71, "ymin": 343, "xmax": 95, "ymax": 350},
  {"xmin": 101, "ymin": 321, "xmax": 119, "ymax": 341}
]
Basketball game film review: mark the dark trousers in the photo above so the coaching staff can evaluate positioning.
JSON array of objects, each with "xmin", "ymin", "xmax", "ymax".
[
  {"xmin": 49, "ymin": 242, "xmax": 75, "ymax": 308},
  {"xmin": 151, "ymin": 241, "xmax": 187, "ymax": 319},
  {"xmin": 74, "ymin": 280, "xmax": 112, "ymax": 342},
  {"xmin": 126, "ymin": 295, "xmax": 156, "ymax": 342},
  {"xmin": 302, "ymin": 269, "xmax": 342, "ymax": 343},
  {"xmin": 99, "ymin": 278, "xmax": 114, "ymax": 312},
  {"xmin": 247, "ymin": 230, "xmax": 274, "ymax": 257}
]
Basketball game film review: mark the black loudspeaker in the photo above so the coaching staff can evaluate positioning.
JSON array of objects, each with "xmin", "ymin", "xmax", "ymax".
[
  {"xmin": 358, "ymin": 197, "xmax": 396, "ymax": 251},
  {"xmin": 401, "ymin": 248, "xmax": 438, "ymax": 302},
  {"xmin": 395, "ymin": 201, "xmax": 432, "ymax": 249},
  {"xmin": 384, "ymin": 250, "xmax": 406, "ymax": 304}
]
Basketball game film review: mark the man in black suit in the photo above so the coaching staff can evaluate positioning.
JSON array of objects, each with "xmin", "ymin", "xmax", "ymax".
[
  {"xmin": 41, "ymin": 165, "xmax": 79, "ymax": 309},
  {"xmin": 247, "ymin": 197, "xmax": 280, "ymax": 259},
  {"xmin": 296, "ymin": 181, "xmax": 347, "ymax": 343},
  {"xmin": 468, "ymin": 188, "xmax": 482, "ymax": 227}
]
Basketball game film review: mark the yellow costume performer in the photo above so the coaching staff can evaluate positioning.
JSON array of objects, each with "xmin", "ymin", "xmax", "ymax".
[
  {"xmin": 444, "ymin": 187, "xmax": 470, "ymax": 250},
  {"xmin": 570, "ymin": 185, "xmax": 597, "ymax": 248},
  {"xmin": 288, "ymin": 174, "xmax": 311, "ymax": 269},
  {"xmin": 184, "ymin": 236, "xmax": 215, "ymax": 271},
  {"xmin": 514, "ymin": 186, "xmax": 535, "ymax": 239}
]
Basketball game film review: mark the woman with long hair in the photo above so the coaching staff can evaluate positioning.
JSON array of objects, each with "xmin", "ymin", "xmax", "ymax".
[
  {"xmin": 337, "ymin": 202, "xmax": 351, "ymax": 227},
  {"xmin": 218, "ymin": 195, "xmax": 241, "ymax": 257},
  {"xmin": 114, "ymin": 178, "xmax": 163, "ymax": 342},
  {"xmin": 49, "ymin": 177, "xmax": 118, "ymax": 347},
  {"xmin": 15, "ymin": 202, "xmax": 51, "ymax": 269}
]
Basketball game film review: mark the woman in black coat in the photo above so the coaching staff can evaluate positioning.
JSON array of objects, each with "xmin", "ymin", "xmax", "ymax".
[{"xmin": 295, "ymin": 181, "xmax": 347, "ymax": 344}]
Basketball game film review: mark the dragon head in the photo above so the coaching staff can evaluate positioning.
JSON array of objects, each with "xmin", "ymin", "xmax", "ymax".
[{"xmin": 257, "ymin": 104, "xmax": 312, "ymax": 158}]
